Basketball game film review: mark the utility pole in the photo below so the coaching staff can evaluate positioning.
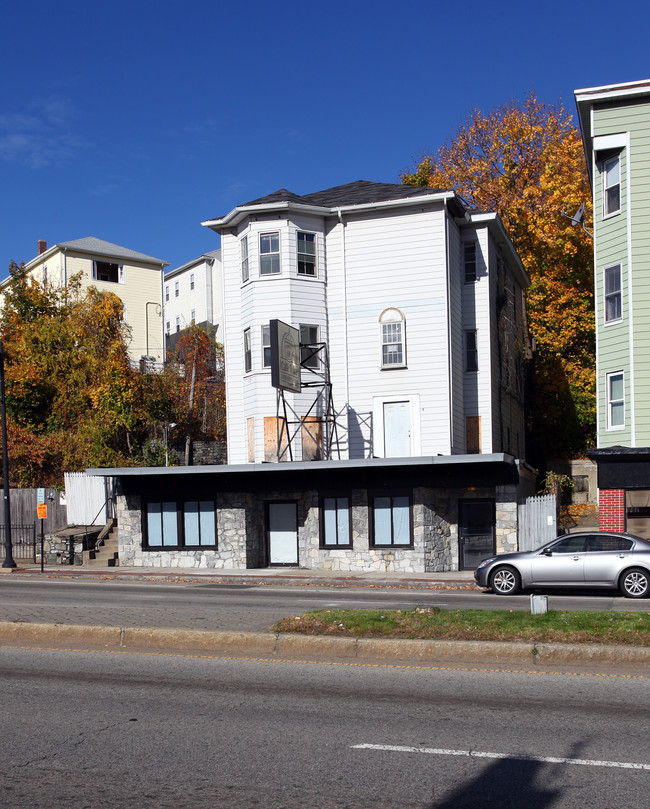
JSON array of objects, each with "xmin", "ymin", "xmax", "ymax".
[{"xmin": 0, "ymin": 341, "xmax": 15, "ymax": 568}]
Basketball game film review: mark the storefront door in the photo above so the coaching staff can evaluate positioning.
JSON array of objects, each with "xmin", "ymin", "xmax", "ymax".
[
  {"xmin": 459, "ymin": 499, "xmax": 495, "ymax": 570},
  {"xmin": 266, "ymin": 501, "xmax": 299, "ymax": 566}
]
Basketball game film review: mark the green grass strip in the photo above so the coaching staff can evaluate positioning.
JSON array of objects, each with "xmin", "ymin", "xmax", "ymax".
[{"xmin": 273, "ymin": 607, "xmax": 650, "ymax": 645}]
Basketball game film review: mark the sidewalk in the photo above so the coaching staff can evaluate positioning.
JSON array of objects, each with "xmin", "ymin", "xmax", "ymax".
[{"xmin": 3, "ymin": 562, "xmax": 477, "ymax": 589}]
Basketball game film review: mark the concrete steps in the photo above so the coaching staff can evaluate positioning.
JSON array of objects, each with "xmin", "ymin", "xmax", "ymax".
[{"xmin": 82, "ymin": 524, "xmax": 119, "ymax": 567}]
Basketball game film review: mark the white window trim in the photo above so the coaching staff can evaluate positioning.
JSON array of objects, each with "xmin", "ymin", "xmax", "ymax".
[
  {"xmin": 465, "ymin": 329, "xmax": 478, "ymax": 372},
  {"xmin": 606, "ymin": 371, "xmax": 625, "ymax": 431},
  {"xmin": 603, "ymin": 155, "xmax": 621, "ymax": 219},
  {"xmin": 372, "ymin": 395, "xmax": 420, "ymax": 458},
  {"xmin": 603, "ymin": 263, "xmax": 623, "ymax": 325},
  {"xmin": 243, "ymin": 328, "xmax": 252, "ymax": 374},
  {"xmin": 297, "ymin": 231, "xmax": 317, "ymax": 277},
  {"xmin": 299, "ymin": 323, "xmax": 319, "ymax": 369},
  {"xmin": 261, "ymin": 324, "xmax": 271, "ymax": 368},
  {"xmin": 259, "ymin": 231, "xmax": 281, "ymax": 275},
  {"xmin": 241, "ymin": 234, "xmax": 249, "ymax": 283},
  {"xmin": 379, "ymin": 308, "xmax": 406, "ymax": 369},
  {"xmin": 463, "ymin": 241, "xmax": 477, "ymax": 284}
]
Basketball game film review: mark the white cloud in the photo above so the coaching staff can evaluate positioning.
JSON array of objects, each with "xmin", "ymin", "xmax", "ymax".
[{"xmin": 0, "ymin": 95, "xmax": 84, "ymax": 168}]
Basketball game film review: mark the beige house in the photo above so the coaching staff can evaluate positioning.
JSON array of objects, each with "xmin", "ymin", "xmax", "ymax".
[{"xmin": 2, "ymin": 237, "xmax": 168, "ymax": 362}]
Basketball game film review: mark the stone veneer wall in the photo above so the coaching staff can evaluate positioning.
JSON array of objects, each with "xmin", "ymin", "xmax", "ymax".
[{"xmin": 115, "ymin": 484, "xmax": 519, "ymax": 572}]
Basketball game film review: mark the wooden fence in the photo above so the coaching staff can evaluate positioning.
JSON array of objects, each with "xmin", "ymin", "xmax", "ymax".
[{"xmin": 517, "ymin": 494, "xmax": 557, "ymax": 551}]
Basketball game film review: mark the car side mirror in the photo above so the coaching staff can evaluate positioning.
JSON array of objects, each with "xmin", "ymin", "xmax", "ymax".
[{"xmin": 541, "ymin": 548, "xmax": 552, "ymax": 556}]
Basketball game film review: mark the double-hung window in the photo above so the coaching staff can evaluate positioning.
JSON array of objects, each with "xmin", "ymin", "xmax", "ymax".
[
  {"xmin": 371, "ymin": 494, "xmax": 412, "ymax": 547},
  {"xmin": 190, "ymin": 273, "xmax": 195, "ymax": 291},
  {"xmin": 604, "ymin": 264, "xmax": 622, "ymax": 323},
  {"xmin": 465, "ymin": 330, "xmax": 478, "ymax": 372},
  {"xmin": 145, "ymin": 500, "xmax": 216, "ymax": 549},
  {"xmin": 603, "ymin": 156, "xmax": 621, "ymax": 217},
  {"xmin": 241, "ymin": 235, "xmax": 249, "ymax": 282},
  {"xmin": 380, "ymin": 310, "xmax": 405, "ymax": 368},
  {"xmin": 243, "ymin": 328, "xmax": 252, "ymax": 373},
  {"xmin": 174, "ymin": 280, "xmax": 179, "ymax": 298},
  {"xmin": 165, "ymin": 285, "xmax": 170, "ymax": 302},
  {"xmin": 261, "ymin": 324, "xmax": 271, "ymax": 368},
  {"xmin": 321, "ymin": 496, "xmax": 351, "ymax": 547},
  {"xmin": 260, "ymin": 232, "xmax": 280, "ymax": 275},
  {"xmin": 297, "ymin": 232, "xmax": 316, "ymax": 276},
  {"xmin": 464, "ymin": 242, "xmax": 477, "ymax": 283},
  {"xmin": 607, "ymin": 372, "xmax": 624, "ymax": 429},
  {"xmin": 300, "ymin": 324, "xmax": 319, "ymax": 369}
]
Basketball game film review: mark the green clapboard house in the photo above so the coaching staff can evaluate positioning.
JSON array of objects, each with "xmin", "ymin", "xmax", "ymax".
[{"xmin": 576, "ymin": 79, "xmax": 650, "ymax": 537}]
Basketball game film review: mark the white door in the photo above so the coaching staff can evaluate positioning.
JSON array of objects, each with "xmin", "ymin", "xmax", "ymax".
[
  {"xmin": 383, "ymin": 401, "xmax": 411, "ymax": 457},
  {"xmin": 267, "ymin": 502, "xmax": 298, "ymax": 565}
]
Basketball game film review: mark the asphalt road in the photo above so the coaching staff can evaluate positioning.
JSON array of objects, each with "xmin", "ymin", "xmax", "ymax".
[
  {"xmin": 0, "ymin": 577, "xmax": 647, "ymax": 633},
  {"xmin": 1, "ymin": 645, "xmax": 648, "ymax": 808}
]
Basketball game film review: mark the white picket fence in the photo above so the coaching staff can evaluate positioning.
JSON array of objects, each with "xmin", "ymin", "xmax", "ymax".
[
  {"xmin": 63, "ymin": 472, "xmax": 115, "ymax": 526},
  {"xmin": 517, "ymin": 494, "xmax": 557, "ymax": 551}
]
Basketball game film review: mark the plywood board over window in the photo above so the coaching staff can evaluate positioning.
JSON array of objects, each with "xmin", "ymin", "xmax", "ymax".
[
  {"xmin": 301, "ymin": 416, "xmax": 322, "ymax": 461},
  {"xmin": 247, "ymin": 417, "xmax": 255, "ymax": 463},
  {"xmin": 264, "ymin": 416, "xmax": 288, "ymax": 462},
  {"xmin": 466, "ymin": 416, "xmax": 481, "ymax": 454}
]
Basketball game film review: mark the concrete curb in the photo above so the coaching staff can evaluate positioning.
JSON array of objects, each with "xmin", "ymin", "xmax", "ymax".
[{"xmin": 1, "ymin": 621, "xmax": 649, "ymax": 667}]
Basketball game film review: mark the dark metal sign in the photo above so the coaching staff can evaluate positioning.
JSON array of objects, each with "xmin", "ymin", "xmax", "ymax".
[{"xmin": 270, "ymin": 320, "xmax": 301, "ymax": 393}]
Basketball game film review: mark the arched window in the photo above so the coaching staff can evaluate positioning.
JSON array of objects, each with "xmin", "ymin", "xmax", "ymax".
[{"xmin": 379, "ymin": 308, "xmax": 406, "ymax": 368}]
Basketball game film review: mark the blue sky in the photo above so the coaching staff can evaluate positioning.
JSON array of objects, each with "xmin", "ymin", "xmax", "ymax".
[{"xmin": 2, "ymin": 0, "xmax": 649, "ymax": 275}]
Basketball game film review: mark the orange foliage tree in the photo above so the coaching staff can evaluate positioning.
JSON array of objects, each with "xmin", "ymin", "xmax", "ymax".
[{"xmin": 402, "ymin": 93, "xmax": 594, "ymax": 461}]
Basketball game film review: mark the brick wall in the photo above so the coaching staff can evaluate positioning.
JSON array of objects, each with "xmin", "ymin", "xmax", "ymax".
[{"xmin": 598, "ymin": 489, "xmax": 625, "ymax": 531}]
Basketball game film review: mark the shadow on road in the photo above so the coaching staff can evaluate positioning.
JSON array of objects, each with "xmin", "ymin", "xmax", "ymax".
[{"xmin": 427, "ymin": 742, "xmax": 588, "ymax": 808}]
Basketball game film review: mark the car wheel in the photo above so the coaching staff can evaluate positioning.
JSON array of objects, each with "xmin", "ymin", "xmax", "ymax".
[
  {"xmin": 489, "ymin": 566, "xmax": 521, "ymax": 595},
  {"xmin": 619, "ymin": 568, "xmax": 650, "ymax": 599}
]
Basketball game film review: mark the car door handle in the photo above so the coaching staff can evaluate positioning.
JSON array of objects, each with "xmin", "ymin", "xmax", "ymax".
[
  {"xmin": 618, "ymin": 554, "xmax": 628, "ymax": 558},
  {"xmin": 573, "ymin": 556, "xmax": 581, "ymax": 561}
]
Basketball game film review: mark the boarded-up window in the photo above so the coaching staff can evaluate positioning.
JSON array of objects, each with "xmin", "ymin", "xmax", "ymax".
[
  {"xmin": 264, "ymin": 417, "xmax": 288, "ymax": 462},
  {"xmin": 301, "ymin": 417, "xmax": 322, "ymax": 461},
  {"xmin": 466, "ymin": 416, "xmax": 481, "ymax": 454},
  {"xmin": 247, "ymin": 417, "xmax": 255, "ymax": 463}
]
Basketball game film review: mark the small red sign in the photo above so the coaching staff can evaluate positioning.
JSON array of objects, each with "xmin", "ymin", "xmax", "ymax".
[{"xmin": 37, "ymin": 503, "xmax": 47, "ymax": 519}]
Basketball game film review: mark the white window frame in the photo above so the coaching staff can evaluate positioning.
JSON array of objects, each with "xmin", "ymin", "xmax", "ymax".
[
  {"xmin": 299, "ymin": 324, "xmax": 319, "ymax": 369},
  {"xmin": 607, "ymin": 371, "xmax": 625, "ymax": 430},
  {"xmin": 165, "ymin": 320, "xmax": 170, "ymax": 335},
  {"xmin": 243, "ymin": 328, "xmax": 252, "ymax": 373},
  {"xmin": 190, "ymin": 309, "xmax": 195, "ymax": 322},
  {"xmin": 463, "ymin": 241, "xmax": 477, "ymax": 283},
  {"xmin": 260, "ymin": 232, "xmax": 280, "ymax": 275},
  {"xmin": 379, "ymin": 309, "xmax": 406, "ymax": 369},
  {"xmin": 190, "ymin": 273, "xmax": 195, "ymax": 291},
  {"xmin": 261, "ymin": 324, "xmax": 271, "ymax": 368},
  {"xmin": 603, "ymin": 155, "xmax": 621, "ymax": 218},
  {"xmin": 465, "ymin": 329, "xmax": 478, "ymax": 372},
  {"xmin": 92, "ymin": 260, "xmax": 124, "ymax": 284},
  {"xmin": 175, "ymin": 316, "xmax": 180, "ymax": 333},
  {"xmin": 174, "ymin": 280, "xmax": 179, "ymax": 298},
  {"xmin": 241, "ymin": 235, "xmax": 249, "ymax": 282},
  {"xmin": 604, "ymin": 263, "xmax": 622, "ymax": 324},
  {"xmin": 165, "ymin": 285, "xmax": 169, "ymax": 302},
  {"xmin": 297, "ymin": 231, "xmax": 317, "ymax": 276}
]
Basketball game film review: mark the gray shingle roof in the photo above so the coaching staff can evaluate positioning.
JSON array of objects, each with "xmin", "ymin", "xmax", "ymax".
[
  {"xmin": 56, "ymin": 237, "xmax": 167, "ymax": 265},
  {"xmin": 241, "ymin": 180, "xmax": 446, "ymax": 210}
]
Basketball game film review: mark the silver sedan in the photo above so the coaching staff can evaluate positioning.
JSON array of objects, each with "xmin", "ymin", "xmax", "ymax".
[{"xmin": 474, "ymin": 532, "xmax": 650, "ymax": 598}]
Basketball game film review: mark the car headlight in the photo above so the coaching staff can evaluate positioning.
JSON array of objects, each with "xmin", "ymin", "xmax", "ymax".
[{"xmin": 476, "ymin": 558, "xmax": 496, "ymax": 570}]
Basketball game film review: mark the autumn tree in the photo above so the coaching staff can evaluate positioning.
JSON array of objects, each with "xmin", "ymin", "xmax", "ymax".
[
  {"xmin": 162, "ymin": 323, "xmax": 225, "ymax": 464},
  {"xmin": 402, "ymin": 93, "xmax": 594, "ymax": 461},
  {"xmin": 0, "ymin": 266, "xmax": 151, "ymax": 484}
]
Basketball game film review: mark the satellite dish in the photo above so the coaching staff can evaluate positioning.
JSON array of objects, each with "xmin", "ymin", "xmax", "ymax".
[{"xmin": 571, "ymin": 202, "xmax": 585, "ymax": 226}]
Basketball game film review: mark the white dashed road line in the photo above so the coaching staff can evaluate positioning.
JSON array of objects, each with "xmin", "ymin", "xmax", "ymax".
[{"xmin": 351, "ymin": 744, "xmax": 650, "ymax": 771}]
